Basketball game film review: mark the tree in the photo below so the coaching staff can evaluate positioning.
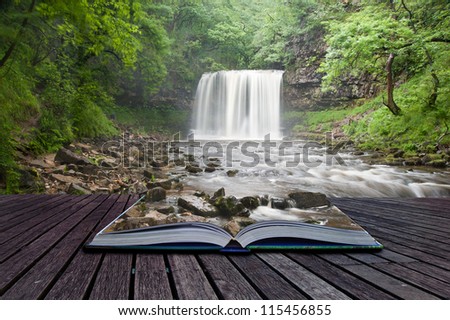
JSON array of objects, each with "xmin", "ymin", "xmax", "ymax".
[{"xmin": 319, "ymin": 0, "xmax": 449, "ymax": 115}]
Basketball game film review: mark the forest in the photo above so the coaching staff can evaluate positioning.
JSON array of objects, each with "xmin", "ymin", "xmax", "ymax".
[{"xmin": 0, "ymin": 0, "xmax": 449, "ymax": 193}]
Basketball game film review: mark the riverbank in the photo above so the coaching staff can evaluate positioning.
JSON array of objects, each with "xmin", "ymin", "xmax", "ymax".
[{"xmin": 3, "ymin": 133, "xmax": 449, "ymax": 199}]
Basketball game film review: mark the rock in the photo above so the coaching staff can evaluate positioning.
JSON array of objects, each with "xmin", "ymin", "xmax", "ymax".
[
  {"xmin": 156, "ymin": 206, "xmax": 175, "ymax": 214},
  {"xmin": 185, "ymin": 154, "xmax": 195, "ymax": 162},
  {"xmin": 259, "ymin": 195, "xmax": 270, "ymax": 206},
  {"xmin": 226, "ymin": 169, "xmax": 239, "ymax": 177},
  {"xmin": 146, "ymin": 187, "xmax": 166, "ymax": 202},
  {"xmin": 74, "ymin": 142, "xmax": 92, "ymax": 153},
  {"xmin": 288, "ymin": 191, "xmax": 330, "ymax": 208},
  {"xmin": 186, "ymin": 164, "xmax": 202, "ymax": 174},
  {"xmin": 270, "ymin": 197, "xmax": 289, "ymax": 210},
  {"xmin": 147, "ymin": 179, "xmax": 172, "ymax": 190},
  {"xmin": 213, "ymin": 187, "xmax": 226, "ymax": 199},
  {"xmin": 66, "ymin": 164, "xmax": 78, "ymax": 171},
  {"xmin": 18, "ymin": 168, "xmax": 42, "ymax": 190},
  {"xmin": 351, "ymin": 151, "xmax": 365, "ymax": 156},
  {"xmin": 393, "ymin": 150, "xmax": 405, "ymax": 158},
  {"xmin": 207, "ymin": 161, "xmax": 221, "ymax": 168},
  {"xmin": 51, "ymin": 173, "xmax": 83, "ymax": 185},
  {"xmin": 428, "ymin": 160, "xmax": 447, "ymax": 168},
  {"xmin": 79, "ymin": 164, "xmax": 98, "ymax": 175},
  {"xmin": 204, "ymin": 166, "xmax": 216, "ymax": 173},
  {"xmin": 178, "ymin": 195, "xmax": 219, "ymax": 217},
  {"xmin": 67, "ymin": 183, "xmax": 91, "ymax": 195},
  {"xmin": 173, "ymin": 159, "xmax": 185, "ymax": 166},
  {"xmin": 99, "ymin": 157, "xmax": 117, "ymax": 168},
  {"xmin": 29, "ymin": 159, "xmax": 52, "ymax": 169},
  {"xmin": 150, "ymin": 160, "xmax": 166, "ymax": 168},
  {"xmin": 55, "ymin": 147, "xmax": 91, "ymax": 165},
  {"xmin": 143, "ymin": 169, "xmax": 166, "ymax": 180},
  {"xmin": 233, "ymin": 216, "xmax": 257, "ymax": 228},
  {"xmin": 223, "ymin": 220, "xmax": 241, "ymax": 236},
  {"xmin": 213, "ymin": 196, "xmax": 249, "ymax": 218},
  {"xmin": 240, "ymin": 196, "xmax": 260, "ymax": 210},
  {"xmin": 172, "ymin": 182, "xmax": 184, "ymax": 190},
  {"xmin": 194, "ymin": 190, "xmax": 207, "ymax": 198}
]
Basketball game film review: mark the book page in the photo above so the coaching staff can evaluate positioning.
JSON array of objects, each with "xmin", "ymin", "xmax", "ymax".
[{"xmin": 103, "ymin": 190, "xmax": 362, "ymax": 237}]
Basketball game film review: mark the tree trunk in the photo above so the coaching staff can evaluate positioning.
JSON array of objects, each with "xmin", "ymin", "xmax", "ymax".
[{"xmin": 384, "ymin": 53, "xmax": 401, "ymax": 116}]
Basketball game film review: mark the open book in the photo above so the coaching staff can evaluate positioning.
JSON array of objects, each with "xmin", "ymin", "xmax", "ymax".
[{"xmin": 85, "ymin": 194, "xmax": 383, "ymax": 252}]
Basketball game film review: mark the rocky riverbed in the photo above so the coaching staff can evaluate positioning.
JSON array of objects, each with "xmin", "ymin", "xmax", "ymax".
[{"xmin": 9, "ymin": 131, "xmax": 450, "ymax": 200}]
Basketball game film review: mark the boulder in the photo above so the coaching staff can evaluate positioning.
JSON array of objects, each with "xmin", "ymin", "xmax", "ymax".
[
  {"xmin": 55, "ymin": 147, "xmax": 91, "ymax": 165},
  {"xmin": 270, "ymin": 197, "xmax": 289, "ymax": 210},
  {"xmin": 178, "ymin": 195, "xmax": 219, "ymax": 217},
  {"xmin": 288, "ymin": 191, "xmax": 330, "ymax": 208},
  {"xmin": 147, "ymin": 179, "xmax": 172, "ymax": 190},
  {"xmin": 18, "ymin": 168, "xmax": 43, "ymax": 191},
  {"xmin": 240, "ymin": 196, "xmax": 260, "ymax": 210},
  {"xmin": 186, "ymin": 164, "xmax": 202, "ymax": 174},
  {"xmin": 146, "ymin": 187, "xmax": 166, "ymax": 202},
  {"xmin": 213, "ymin": 196, "xmax": 249, "ymax": 218},
  {"xmin": 204, "ymin": 166, "xmax": 216, "ymax": 173},
  {"xmin": 213, "ymin": 187, "xmax": 226, "ymax": 199}
]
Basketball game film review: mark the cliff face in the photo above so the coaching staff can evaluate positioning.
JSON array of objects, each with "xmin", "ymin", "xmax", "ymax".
[{"xmin": 283, "ymin": 30, "xmax": 378, "ymax": 111}]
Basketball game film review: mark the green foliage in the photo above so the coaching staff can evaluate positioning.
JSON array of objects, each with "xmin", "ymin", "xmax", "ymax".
[
  {"xmin": 111, "ymin": 105, "xmax": 190, "ymax": 135},
  {"xmin": 344, "ymin": 58, "xmax": 450, "ymax": 152}
]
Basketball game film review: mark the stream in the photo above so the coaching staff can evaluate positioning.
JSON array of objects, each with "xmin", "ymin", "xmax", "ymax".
[{"xmin": 175, "ymin": 139, "xmax": 450, "ymax": 198}]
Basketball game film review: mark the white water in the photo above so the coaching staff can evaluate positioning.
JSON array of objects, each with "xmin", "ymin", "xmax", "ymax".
[
  {"xmin": 192, "ymin": 70, "xmax": 283, "ymax": 140},
  {"xmin": 176, "ymin": 141, "xmax": 450, "ymax": 198}
]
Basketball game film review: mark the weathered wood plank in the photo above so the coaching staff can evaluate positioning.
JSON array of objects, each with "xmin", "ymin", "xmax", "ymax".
[
  {"xmin": 198, "ymin": 254, "xmax": 262, "ymax": 300},
  {"xmin": 0, "ymin": 195, "xmax": 27, "ymax": 207},
  {"xmin": 399, "ymin": 261, "xmax": 450, "ymax": 285},
  {"xmin": 230, "ymin": 254, "xmax": 306, "ymax": 300},
  {"xmin": 317, "ymin": 254, "xmax": 439, "ymax": 300},
  {"xmin": 257, "ymin": 253, "xmax": 350, "ymax": 300},
  {"xmin": 0, "ymin": 195, "xmax": 46, "ymax": 214},
  {"xmin": 370, "ymin": 198, "xmax": 450, "ymax": 218},
  {"xmin": 167, "ymin": 254, "xmax": 218, "ymax": 300},
  {"xmin": 372, "ymin": 238, "xmax": 450, "ymax": 271},
  {"xmin": 1, "ymin": 195, "xmax": 119, "ymax": 299},
  {"xmin": 134, "ymin": 254, "xmax": 173, "ymax": 300},
  {"xmin": 0, "ymin": 195, "xmax": 55, "ymax": 217},
  {"xmin": 333, "ymin": 201, "xmax": 450, "ymax": 236},
  {"xmin": 89, "ymin": 253, "xmax": 133, "ymax": 300},
  {"xmin": 0, "ymin": 195, "xmax": 85, "ymax": 244},
  {"xmin": 0, "ymin": 195, "xmax": 92, "ymax": 263},
  {"xmin": 369, "ymin": 263, "xmax": 450, "ymax": 299},
  {"xmin": 45, "ymin": 195, "xmax": 131, "ymax": 300},
  {"xmin": 0, "ymin": 194, "xmax": 107, "ymax": 294},
  {"xmin": 349, "ymin": 214, "xmax": 450, "ymax": 246},
  {"xmin": 287, "ymin": 253, "xmax": 395, "ymax": 300},
  {"xmin": 362, "ymin": 226, "xmax": 450, "ymax": 259},
  {"xmin": 342, "ymin": 263, "xmax": 439, "ymax": 299},
  {"xmin": 334, "ymin": 198, "xmax": 450, "ymax": 228},
  {"xmin": 374, "ymin": 249, "xmax": 417, "ymax": 263},
  {"xmin": 0, "ymin": 195, "xmax": 71, "ymax": 231}
]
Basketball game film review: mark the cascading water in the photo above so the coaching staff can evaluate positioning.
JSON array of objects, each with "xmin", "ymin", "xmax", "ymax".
[{"xmin": 192, "ymin": 70, "xmax": 284, "ymax": 140}]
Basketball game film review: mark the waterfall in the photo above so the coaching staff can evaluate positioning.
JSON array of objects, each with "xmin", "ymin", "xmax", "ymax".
[{"xmin": 192, "ymin": 70, "xmax": 284, "ymax": 140}]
